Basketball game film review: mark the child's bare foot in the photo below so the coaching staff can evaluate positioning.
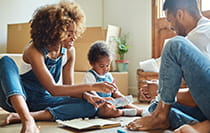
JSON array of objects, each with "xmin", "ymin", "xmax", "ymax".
[{"xmin": 97, "ymin": 103, "xmax": 123, "ymax": 118}]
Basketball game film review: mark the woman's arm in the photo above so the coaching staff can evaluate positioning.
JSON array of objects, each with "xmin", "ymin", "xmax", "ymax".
[
  {"xmin": 23, "ymin": 45, "xmax": 115, "ymax": 98},
  {"xmin": 62, "ymin": 47, "xmax": 75, "ymax": 85}
]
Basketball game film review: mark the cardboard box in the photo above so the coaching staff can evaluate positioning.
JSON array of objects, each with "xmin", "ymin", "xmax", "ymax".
[
  {"xmin": 74, "ymin": 27, "xmax": 106, "ymax": 71},
  {"xmin": 7, "ymin": 23, "xmax": 31, "ymax": 53},
  {"xmin": 6, "ymin": 23, "xmax": 120, "ymax": 72},
  {"xmin": 74, "ymin": 71, "xmax": 128, "ymax": 95}
]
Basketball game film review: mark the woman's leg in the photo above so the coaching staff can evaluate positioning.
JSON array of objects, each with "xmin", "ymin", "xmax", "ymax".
[
  {"xmin": 7, "ymin": 97, "xmax": 96, "ymax": 122},
  {"xmin": 6, "ymin": 108, "xmax": 52, "ymax": 123},
  {"xmin": 0, "ymin": 56, "xmax": 39, "ymax": 133},
  {"xmin": 47, "ymin": 98, "xmax": 97, "ymax": 120}
]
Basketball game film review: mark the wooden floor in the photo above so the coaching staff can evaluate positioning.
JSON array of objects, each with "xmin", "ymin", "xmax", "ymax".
[{"xmin": 0, "ymin": 99, "xmax": 173, "ymax": 133}]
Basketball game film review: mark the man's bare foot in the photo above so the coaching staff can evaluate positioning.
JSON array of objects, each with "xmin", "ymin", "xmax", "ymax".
[
  {"xmin": 126, "ymin": 114, "xmax": 170, "ymax": 131},
  {"xmin": 174, "ymin": 121, "xmax": 210, "ymax": 133},
  {"xmin": 126, "ymin": 101, "xmax": 170, "ymax": 131}
]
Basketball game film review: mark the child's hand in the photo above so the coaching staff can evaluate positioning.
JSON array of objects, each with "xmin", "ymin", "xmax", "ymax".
[{"xmin": 91, "ymin": 82, "xmax": 117, "ymax": 93}]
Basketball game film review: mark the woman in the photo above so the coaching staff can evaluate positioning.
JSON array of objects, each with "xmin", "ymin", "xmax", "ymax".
[{"xmin": 0, "ymin": 1, "xmax": 116, "ymax": 133}]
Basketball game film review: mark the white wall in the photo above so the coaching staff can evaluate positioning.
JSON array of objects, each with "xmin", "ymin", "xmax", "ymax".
[
  {"xmin": 0, "ymin": 0, "xmax": 152, "ymax": 95},
  {"xmin": 103, "ymin": 0, "xmax": 152, "ymax": 94},
  {"xmin": 0, "ymin": 0, "xmax": 64, "ymax": 52},
  {"xmin": 75, "ymin": 0, "xmax": 103, "ymax": 27}
]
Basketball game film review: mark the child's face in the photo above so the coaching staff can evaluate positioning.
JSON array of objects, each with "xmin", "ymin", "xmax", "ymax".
[
  {"xmin": 63, "ymin": 23, "xmax": 77, "ymax": 49},
  {"xmin": 91, "ymin": 56, "xmax": 111, "ymax": 75}
]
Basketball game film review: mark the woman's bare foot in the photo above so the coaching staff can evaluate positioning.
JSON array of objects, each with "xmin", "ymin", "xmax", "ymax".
[
  {"xmin": 0, "ymin": 112, "xmax": 21, "ymax": 126},
  {"xmin": 0, "ymin": 112, "xmax": 39, "ymax": 133}
]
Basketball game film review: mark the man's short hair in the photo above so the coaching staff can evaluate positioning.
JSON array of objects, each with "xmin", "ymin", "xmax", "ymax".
[{"xmin": 163, "ymin": 0, "xmax": 200, "ymax": 17}]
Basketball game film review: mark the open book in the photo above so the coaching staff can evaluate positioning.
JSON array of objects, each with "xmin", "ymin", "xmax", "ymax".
[{"xmin": 56, "ymin": 118, "xmax": 121, "ymax": 130}]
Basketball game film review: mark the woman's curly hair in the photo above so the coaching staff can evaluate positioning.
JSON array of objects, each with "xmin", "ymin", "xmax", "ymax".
[{"xmin": 30, "ymin": 1, "xmax": 86, "ymax": 51}]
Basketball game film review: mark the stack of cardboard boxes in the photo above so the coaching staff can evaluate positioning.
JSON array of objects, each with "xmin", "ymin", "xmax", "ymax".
[{"xmin": 6, "ymin": 23, "xmax": 128, "ymax": 95}]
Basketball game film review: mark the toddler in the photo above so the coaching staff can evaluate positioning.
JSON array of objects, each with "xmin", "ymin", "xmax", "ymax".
[{"xmin": 83, "ymin": 41, "xmax": 142, "ymax": 118}]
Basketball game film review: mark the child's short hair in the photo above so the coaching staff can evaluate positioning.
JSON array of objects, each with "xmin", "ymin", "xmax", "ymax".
[{"xmin": 88, "ymin": 41, "xmax": 113, "ymax": 64}]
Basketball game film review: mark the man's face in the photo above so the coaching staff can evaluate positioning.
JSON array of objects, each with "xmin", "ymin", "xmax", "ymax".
[{"xmin": 165, "ymin": 10, "xmax": 187, "ymax": 36}]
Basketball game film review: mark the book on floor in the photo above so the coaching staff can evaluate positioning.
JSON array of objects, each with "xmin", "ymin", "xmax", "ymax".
[{"xmin": 56, "ymin": 118, "xmax": 121, "ymax": 130}]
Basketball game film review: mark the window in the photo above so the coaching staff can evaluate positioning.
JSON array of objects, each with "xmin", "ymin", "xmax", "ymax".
[
  {"xmin": 152, "ymin": 0, "xmax": 210, "ymax": 58},
  {"xmin": 157, "ymin": 0, "xmax": 165, "ymax": 18},
  {"xmin": 201, "ymin": 0, "xmax": 210, "ymax": 11},
  {"xmin": 157, "ymin": 0, "xmax": 210, "ymax": 18}
]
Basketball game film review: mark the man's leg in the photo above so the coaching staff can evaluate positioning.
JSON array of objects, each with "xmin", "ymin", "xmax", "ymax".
[{"xmin": 127, "ymin": 36, "xmax": 210, "ymax": 130}]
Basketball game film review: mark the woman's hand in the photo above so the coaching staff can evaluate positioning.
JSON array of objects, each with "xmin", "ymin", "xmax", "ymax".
[
  {"xmin": 91, "ymin": 81, "xmax": 117, "ymax": 93},
  {"xmin": 82, "ymin": 92, "xmax": 114, "ymax": 108}
]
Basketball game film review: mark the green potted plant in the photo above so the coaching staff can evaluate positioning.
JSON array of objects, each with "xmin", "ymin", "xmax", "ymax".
[{"xmin": 114, "ymin": 33, "xmax": 129, "ymax": 72}]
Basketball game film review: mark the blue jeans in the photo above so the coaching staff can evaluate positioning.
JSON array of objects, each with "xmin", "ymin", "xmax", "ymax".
[
  {"xmin": 148, "ymin": 101, "xmax": 206, "ymax": 129},
  {"xmin": 149, "ymin": 36, "xmax": 210, "ymax": 129},
  {"xmin": 0, "ymin": 56, "xmax": 97, "ymax": 120}
]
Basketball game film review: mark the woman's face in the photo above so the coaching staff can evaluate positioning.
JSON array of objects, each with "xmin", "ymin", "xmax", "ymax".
[{"xmin": 63, "ymin": 23, "xmax": 77, "ymax": 49}]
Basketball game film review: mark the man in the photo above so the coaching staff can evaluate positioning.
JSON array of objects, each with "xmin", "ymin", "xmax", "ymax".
[{"xmin": 127, "ymin": 0, "xmax": 210, "ymax": 132}]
